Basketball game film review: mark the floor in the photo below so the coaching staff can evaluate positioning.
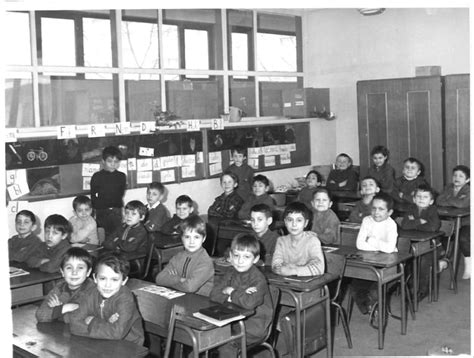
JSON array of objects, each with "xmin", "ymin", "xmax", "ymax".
[{"xmin": 318, "ymin": 261, "xmax": 471, "ymax": 357}]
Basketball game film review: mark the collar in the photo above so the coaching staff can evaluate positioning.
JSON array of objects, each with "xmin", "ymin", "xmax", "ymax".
[{"xmin": 148, "ymin": 201, "xmax": 160, "ymax": 210}]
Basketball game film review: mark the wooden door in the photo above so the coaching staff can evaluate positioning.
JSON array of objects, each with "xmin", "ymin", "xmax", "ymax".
[
  {"xmin": 443, "ymin": 74, "xmax": 470, "ymax": 184},
  {"xmin": 357, "ymin": 76, "xmax": 443, "ymax": 191}
]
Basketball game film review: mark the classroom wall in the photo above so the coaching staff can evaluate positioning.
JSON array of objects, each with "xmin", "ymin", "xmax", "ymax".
[{"xmin": 302, "ymin": 7, "xmax": 470, "ymax": 164}]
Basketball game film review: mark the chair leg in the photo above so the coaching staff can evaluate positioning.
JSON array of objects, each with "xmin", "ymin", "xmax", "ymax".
[
  {"xmin": 332, "ymin": 302, "xmax": 352, "ymax": 348},
  {"xmin": 346, "ymin": 293, "xmax": 354, "ymax": 323}
]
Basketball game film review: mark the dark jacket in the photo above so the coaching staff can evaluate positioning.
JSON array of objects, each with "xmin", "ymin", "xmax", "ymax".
[
  {"xmin": 8, "ymin": 233, "xmax": 43, "ymax": 265},
  {"xmin": 326, "ymin": 167, "xmax": 359, "ymax": 191},
  {"xmin": 208, "ymin": 191, "xmax": 244, "ymax": 220},
  {"xmin": 400, "ymin": 204, "xmax": 441, "ymax": 232},
  {"xmin": 144, "ymin": 203, "xmax": 169, "ymax": 232},
  {"xmin": 226, "ymin": 163, "xmax": 255, "ymax": 201},
  {"xmin": 391, "ymin": 176, "xmax": 429, "ymax": 204},
  {"xmin": 368, "ymin": 162, "xmax": 396, "ymax": 193},
  {"xmin": 238, "ymin": 193, "xmax": 275, "ymax": 220},
  {"xmin": 90, "ymin": 169, "xmax": 126, "ymax": 209},
  {"xmin": 28, "ymin": 239, "xmax": 71, "ymax": 273},
  {"xmin": 103, "ymin": 223, "xmax": 148, "ymax": 255}
]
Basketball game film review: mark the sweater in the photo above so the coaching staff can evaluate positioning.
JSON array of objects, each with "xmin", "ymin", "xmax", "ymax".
[
  {"xmin": 69, "ymin": 215, "xmax": 99, "ymax": 245},
  {"xmin": 144, "ymin": 203, "xmax": 169, "ymax": 232},
  {"xmin": 155, "ymin": 247, "xmax": 214, "ymax": 296},
  {"xmin": 311, "ymin": 209, "xmax": 340, "ymax": 245},
  {"xmin": 90, "ymin": 169, "xmax": 126, "ymax": 209},
  {"xmin": 238, "ymin": 193, "xmax": 275, "ymax": 220},
  {"xmin": 103, "ymin": 223, "xmax": 148, "ymax": 255},
  {"xmin": 348, "ymin": 200, "xmax": 373, "ymax": 223},
  {"xmin": 226, "ymin": 163, "xmax": 254, "ymax": 201},
  {"xmin": 28, "ymin": 240, "xmax": 72, "ymax": 273},
  {"xmin": 400, "ymin": 204, "xmax": 441, "ymax": 232},
  {"xmin": 160, "ymin": 214, "xmax": 185, "ymax": 235},
  {"xmin": 391, "ymin": 176, "xmax": 429, "ymax": 204},
  {"xmin": 272, "ymin": 231, "xmax": 325, "ymax": 276},
  {"xmin": 356, "ymin": 216, "xmax": 398, "ymax": 253},
  {"xmin": 297, "ymin": 186, "xmax": 318, "ymax": 210},
  {"xmin": 258, "ymin": 229, "xmax": 279, "ymax": 265},
  {"xmin": 36, "ymin": 278, "xmax": 96, "ymax": 322},
  {"xmin": 8, "ymin": 233, "xmax": 43, "ymax": 265},
  {"xmin": 65, "ymin": 285, "xmax": 144, "ymax": 345},
  {"xmin": 436, "ymin": 183, "xmax": 470, "ymax": 208},
  {"xmin": 210, "ymin": 265, "xmax": 273, "ymax": 345},
  {"xmin": 368, "ymin": 162, "xmax": 396, "ymax": 193},
  {"xmin": 326, "ymin": 167, "xmax": 359, "ymax": 191},
  {"xmin": 208, "ymin": 191, "xmax": 244, "ymax": 220}
]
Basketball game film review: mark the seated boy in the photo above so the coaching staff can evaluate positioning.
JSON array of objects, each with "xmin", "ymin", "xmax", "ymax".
[
  {"xmin": 272, "ymin": 202, "xmax": 325, "ymax": 276},
  {"xmin": 250, "ymin": 204, "xmax": 279, "ymax": 265},
  {"xmin": 367, "ymin": 145, "xmax": 396, "ymax": 193},
  {"xmin": 311, "ymin": 188, "xmax": 340, "ymax": 245},
  {"xmin": 155, "ymin": 216, "xmax": 214, "ymax": 296},
  {"xmin": 65, "ymin": 253, "xmax": 144, "ymax": 345},
  {"xmin": 8, "ymin": 209, "xmax": 42, "ymax": 265},
  {"xmin": 326, "ymin": 153, "xmax": 359, "ymax": 192},
  {"xmin": 144, "ymin": 182, "xmax": 169, "ymax": 232},
  {"xmin": 226, "ymin": 145, "xmax": 254, "ymax": 201},
  {"xmin": 210, "ymin": 234, "xmax": 273, "ymax": 356},
  {"xmin": 28, "ymin": 214, "xmax": 72, "ymax": 273},
  {"xmin": 69, "ymin": 195, "xmax": 99, "ymax": 246},
  {"xmin": 348, "ymin": 176, "xmax": 380, "ymax": 223},
  {"xmin": 391, "ymin": 157, "xmax": 429, "ymax": 204},
  {"xmin": 36, "ymin": 247, "xmax": 95, "ymax": 322},
  {"xmin": 208, "ymin": 171, "xmax": 244, "ymax": 221},
  {"xmin": 160, "ymin": 195, "xmax": 195, "ymax": 235},
  {"xmin": 437, "ymin": 165, "xmax": 470, "ymax": 279},
  {"xmin": 103, "ymin": 200, "xmax": 148, "ymax": 256},
  {"xmin": 351, "ymin": 193, "xmax": 398, "ymax": 315},
  {"xmin": 297, "ymin": 170, "xmax": 322, "ymax": 210},
  {"xmin": 238, "ymin": 174, "xmax": 275, "ymax": 220}
]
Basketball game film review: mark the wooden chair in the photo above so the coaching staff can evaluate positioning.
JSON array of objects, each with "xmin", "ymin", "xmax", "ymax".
[
  {"xmin": 163, "ymin": 304, "xmax": 186, "ymax": 358},
  {"xmin": 435, "ymin": 220, "xmax": 457, "ymax": 293},
  {"xmin": 130, "ymin": 234, "xmax": 155, "ymax": 280}
]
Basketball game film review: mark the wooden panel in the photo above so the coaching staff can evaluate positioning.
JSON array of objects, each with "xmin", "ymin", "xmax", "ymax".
[{"xmin": 367, "ymin": 93, "xmax": 388, "ymax": 161}]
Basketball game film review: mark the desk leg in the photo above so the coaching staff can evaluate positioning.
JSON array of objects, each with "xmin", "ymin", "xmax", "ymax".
[
  {"xmin": 400, "ymin": 263, "xmax": 407, "ymax": 335},
  {"xmin": 324, "ymin": 286, "xmax": 332, "ymax": 358},
  {"xmin": 375, "ymin": 270, "xmax": 384, "ymax": 350},
  {"xmin": 431, "ymin": 240, "xmax": 438, "ymax": 302},
  {"xmin": 451, "ymin": 217, "xmax": 461, "ymax": 290},
  {"xmin": 238, "ymin": 321, "xmax": 247, "ymax": 358},
  {"xmin": 283, "ymin": 290, "xmax": 302, "ymax": 358},
  {"xmin": 413, "ymin": 254, "xmax": 419, "ymax": 312}
]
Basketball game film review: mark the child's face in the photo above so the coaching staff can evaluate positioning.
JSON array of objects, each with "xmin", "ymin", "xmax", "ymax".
[
  {"xmin": 176, "ymin": 203, "xmax": 193, "ymax": 220},
  {"xmin": 371, "ymin": 199, "xmax": 393, "ymax": 222},
  {"xmin": 306, "ymin": 173, "xmax": 320, "ymax": 188},
  {"xmin": 372, "ymin": 153, "xmax": 387, "ymax": 168},
  {"xmin": 414, "ymin": 190, "xmax": 434, "ymax": 209},
  {"xmin": 123, "ymin": 208, "xmax": 144, "ymax": 227},
  {"xmin": 221, "ymin": 175, "xmax": 237, "ymax": 195},
  {"xmin": 250, "ymin": 211, "xmax": 272, "ymax": 236},
  {"xmin": 94, "ymin": 264, "xmax": 128, "ymax": 299},
  {"xmin": 284, "ymin": 212, "xmax": 308, "ymax": 237},
  {"xmin": 15, "ymin": 214, "xmax": 36, "ymax": 238},
  {"xmin": 335, "ymin": 156, "xmax": 350, "ymax": 170},
  {"xmin": 403, "ymin": 161, "xmax": 421, "ymax": 180},
  {"xmin": 312, "ymin": 192, "xmax": 332, "ymax": 212},
  {"xmin": 103, "ymin": 156, "xmax": 121, "ymax": 172},
  {"xmin": 453, "ymin": 170, "xmax": 470, "ymax": 188},
  {"xmin": 252, "ymin": 181, "xmax": 268, "ymax": 196},
  {"xmin": 146, "ymin": 188, "xmax": 163, "ymax": 207},
  {"xmin": 230, "ymin": 248, "xmax": 259, "ymax": 273},
  {"xmin": 44, "ymin": 226, "xmax": 68, "ymax": 248},
  {"xmin": 61, "ymin": 257, "xmax": 92, "ymax": 290},
  {"xmin": 75, "ymin": 203, "xmax": 93, "ymax": 221},
  {"xmin": 232, "ymin": 152, "xmax": 245, "ymax": 167},
  {"xmin": 181, "ymin": 228, "xmax": 205, "ymax": 253},
  {"xmin": 360, "ymin": 179, "xmax": 380, "ymax": 196}
]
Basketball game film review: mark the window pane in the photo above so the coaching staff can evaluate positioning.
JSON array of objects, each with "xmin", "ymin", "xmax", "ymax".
[
  {"xmin": 230, "ymin": 77, "xmax": 255, "ymax": 117},
  {"xmin": 162, "ymin": 24, "xmax": 179, "ymax": 69},
  {"xmin": 5, "ymin": 72, "xmax": 34, "ymax": 128},
  {"xmin": 41, "ymin": 17, "xmax": 76, "ymax": 66},
  {"xmin": 83, "ymin": 17, "xmax": 112, "ymax": 67},
  {"xmin": 185, "ymin": 29, "xmax": 209, "ymax": 76},
  {"xmin": 227, "ymin": 9, "xmax": 253, "ymax": 71},
  {"xmin": 6, "ymin": 12, "xmax": 31, "ymax": 65},
  {"xmin": 259, "ymin": 79, "xmax": 298, "ymax": 117},
  {"xmin": 39, "ymin": 74, "xmax": 116, "ymax": 125},
  {"xmin": 231, "ymin": 33, "xmax": 248, "ymax": 72},
  {"xmin": 125, "ymin": 74, "xmax": 160, "ymax": 122}
]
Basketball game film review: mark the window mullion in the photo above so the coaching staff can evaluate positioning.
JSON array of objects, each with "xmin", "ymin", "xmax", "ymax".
[
  {"xmin": 221, "ymin": 9, "xmax": 229, "ymax": 113},
  {"xmin": 111, "ymin": 10, "xmax": 126, "ymax": 123},
  {"xmin": 158, "ymin": 9, "xmax": 166, "ymax": 112},
  {"xmin": 252, "ymin": 10, "xmax": 260, "ymax": 117},
  {"xmin": 29, "ymin": 10, "xmax": 41, "ymax": 127}
]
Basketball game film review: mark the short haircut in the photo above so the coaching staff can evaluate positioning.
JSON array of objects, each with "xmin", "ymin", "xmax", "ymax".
[
  {"xmin": 125, "ymin": 200, "xmax": 147, "ymax": 218},
  {"xmin": 178, "ymin": 215, "xmax": 206, "ymax": 237},
  {"xmin": 61, "ymin": 247, "xmax": 93, "ymax": 270},
  {"xmin": 231, "ymin": 233, "xmax": 260, "ymax": 257},
  {"xmin": 44, "ymin": 214, "xmax": 72, "ymax": 235},
  {"xmin": 221, "ymin": 171, "xmax": 239, "ymax": 185},
  {"xmin": 250, "ymin": 203, "xmax": 272, "ymax": 218},
  {"xmin": 415, "ymin": 184, "xmax": 435, "ymax": 200},
  {"xmin": 312, "ymin": 187, "xmax": 332, "ymax": 201},
  {"xmin": 231, "ymin": 145, "xmax": 246, "ymax": 156},
  {"xmin": 337, "ymin": 153, "xmax": 353, "ymax": 165},
  {"xmin": 95, "ymin": 253, "xmax": 130, "ymax": 279},
  {"xmin": 176, "ymin": 194, "xmax": 193, "ymax": 207},
  {"xmin": 370, "ymin": 145, "xmax": 390, "ymax": 158},
  {"xmin": 361, "ymin": 176, "xmax": 381, "ymax": 188},
  {"xmin": 148, "ymin": 181, "xmax": 165, "ymax": 194},
  {"xmin": 453, "ymin": 165, "xmax": 470, "ymax": 179},
  {"xmin": 16, "ymin": 210, "xmax": 36, "ymax": 224},
  {"xmin": 253, "ymin": 174, "xmax": 270, "ymax": 187},
  {"xmin": 306, "ymin": 170, "xmax": 322, "ymax": 183},
  {"xmin": 283, "ymin": 201, "xmax": 311, "ymax": 221},
  {"xmin": 404, "ymin": 157, "xmax": 424, "ymax": 176},
  {"xmin": 72, "ymin": 195, "xmax": 92, "ymax": 210},
  {"xmin": 102, "ymin": 146, "xmax": 122, "ymax": 161},
  {"xmin": 372, "ymin": 192, "xmax": 394, "ymax": 211}
]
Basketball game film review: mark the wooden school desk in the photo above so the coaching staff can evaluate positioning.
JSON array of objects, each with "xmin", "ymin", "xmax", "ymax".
[
  {"xmin": 261, "ymin": 266, "xmax": 337, "ymax": 358},
  {"xmin": 128, "ymin": 279, "xmax": 253, "ymax": 358},
  {"xmin": 215, "ymin": 219, "xmax": 253, "ymax": 256},
  {"xmin": 10, "ymin": 263, "xmax": 62, "ymax": 306},
  {"xmin": 12, "ymin": 304, "xmax": 148, "ymax": 358},
  {"xmin": 150, "ymin": 231, "xmax": 183, "ymax": 271},
  {"xmin": 437, "ymin": 206, "xmax": 470, "ymax": 289},
  {"xmin": 325, "ymin": 246, "xmax": 412, "ymax": 350}
]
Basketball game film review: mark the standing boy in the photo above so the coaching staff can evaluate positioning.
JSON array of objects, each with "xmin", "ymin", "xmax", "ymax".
[
  {"xmin": 210, "ymin": 234, "xmax": 273, "ymax": 356},
  {"xmin": 90, "ymin": 146, "xmax": 126, "ymax": 237},
  {"xmin": 69, "ymin": 195, "xmax": 99, "ymax": 245},
  {"xmin": 144, "ymin": 182, "xmax": 169, "ymax": 232},
  {"xmin": 391, "ymin": 157, "xmax": 429, "ymax": 204},
  {"xmin": 8, "ymin": 209, "xmax": 42, "ymax": 264},
  {"xmin": 160, "ymin": 195, "xmax": 195, "ymax": 235},
  {"xmin": 155, "ymin": 216, "xmax": 214, "ymax": 296},
  {"xmin": 311, "ymin": 188, "xmax": 341, "ymax": 245},
  {"xmin": 348, "ymin": 176, "xmax": 380, "ymax": 223},
  {"xmin": 238, "ymin": 174, "xmax": 275, "ymax": 220},
  {"xmin": 226, "ymin": 145, "xmax": 254, "ymax": 201},
  {"xmin": 250, "ymin": 203, "xmax": 279, "ymax": 265},
  {"xmin": 65, "ymin": 253, "xmax": 144, "ymax": 345}
]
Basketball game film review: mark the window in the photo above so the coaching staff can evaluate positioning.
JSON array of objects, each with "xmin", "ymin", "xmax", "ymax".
[
  {"xmin": 83, "ymin": 17, "xmax": 112, "ymax": 67},
  {"xmin": 41, "ymin": 17, "xmax": 76, "ymax": 67},
  {"xmin": 122, "ymin": 21, "xmax": 159, "ymax": 69},
  {"xmin": 5, "ymin": 12, "xmax": 31, "ymax": 66},
  {"xmin": 184, "ymin": 29, "xmax": 209, "ymax": 76}
]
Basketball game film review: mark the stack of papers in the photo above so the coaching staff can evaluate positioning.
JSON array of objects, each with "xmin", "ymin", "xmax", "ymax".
[
  {"xmin": 138, "ymin": 285, "xmax": 185, "ymax": 299},
  {"xmin": 10, "ymin": 267, "xmax": 29, "ymax": 278}
]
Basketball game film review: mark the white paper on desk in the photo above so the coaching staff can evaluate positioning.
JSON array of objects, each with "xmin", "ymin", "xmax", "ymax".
[
  {"xmin": 161, "ymin": 169, "xmax": 175, "ymax": 183},
  {"xmin": 10, "ymin": 267, "xmax": 30, "ymax": 277},
  {"xmin": 193, "ymin": 312, "xmax": 245, "ymax": 327},
  {"xmin": 139, "ymin": 285, "xmax": 185, "ymax": 299},
  {"xmin": 137, "ymin": 171, "xmax": 153, "ymax": 184},
  {"xmin": 280, "ymin": 152, "xmax": 291, "ymax": 165},
  {"xmin": 322, "ymin": 246, "xmax": 338, "ymax": 253},
  {"xmin": 208, "ymin": 151, "xmax": 222, "ymax": 164},
  {"xmin": 209, "ymin": 162, "xmax": 222, "ymax": 176},
  {"xmin": 264, "ymin": 155, "xmax": 276, "ymax": 167},
  {"xmin": 137, "ymin": 158, "xmax": 153, "ymax": 172}
]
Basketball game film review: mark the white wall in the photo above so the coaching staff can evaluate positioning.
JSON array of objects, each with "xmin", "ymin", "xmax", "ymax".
[{"xmin": 303, "ymin": 7, "xmax": 470, "ymax": 164}]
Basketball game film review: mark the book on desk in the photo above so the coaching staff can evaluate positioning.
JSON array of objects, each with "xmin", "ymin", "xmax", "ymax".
[
  {"xmin": 10, "ymin": 266, "xmax": 30, "ymax": 278},
  {"xmin": 194, "ymin": 305, "xmax": 245, "ymax": 327}
]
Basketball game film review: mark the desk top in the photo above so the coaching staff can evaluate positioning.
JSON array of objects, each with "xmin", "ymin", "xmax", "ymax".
[
  {"xmin": 10, "ymin": 263, "xmax": 62, "ymax": 289},
  {"xmin": 259, "ymin": 266, "xmax": 337, "ymax": 292},
  {"xmin": 398, "ymin": 229, "xmax": 444, "ymax": 242},
  {"xmin": 325, "ymin": 245, "xmax": 412, "ymax": 268},
  {"xmin": 12, "ymin": 305, "xmax": 148, "ymax": 358},
  {"xmin": 330, "ymin": 190, "xmax": 361, "ymax": 200},
  {"xmin": 437, "ymin": 206, "xmax": 470, "ymax": 218},
  {"xmin": 151, "ymin": 232, "xmax": 183, "ymax": 249}
]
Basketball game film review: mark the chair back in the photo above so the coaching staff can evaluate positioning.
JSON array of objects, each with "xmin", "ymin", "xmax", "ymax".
[
  {"xmin": 262, "ymin": 285, "xmax": 281, "ymax": 345},
  {"xmin": 340, "ymin": 226, "xmax": 358, "ymax": 247},
  {"xmin": 396, "ymin": 235, "xmax": 411, "ymax": 254},
  {"xmin": 270, "ymin": 193, "xmax": 286, "ymax": 207},
  {"xmin": 141, "ymin": 233, "xmax": 156, "ymax": 279},
  {"xmin": 439, "ymin": 219, "xmax": 455, "ymax": 237},
  {"xmin": 325, "ymin": 251, "xmax": 347, "ymax": 301}
]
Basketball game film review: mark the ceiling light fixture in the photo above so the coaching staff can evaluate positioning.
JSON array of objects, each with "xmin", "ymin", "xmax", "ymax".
[{"xmin": 357, "ymin": 8, "xmax": 386, "ymax": 16}]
